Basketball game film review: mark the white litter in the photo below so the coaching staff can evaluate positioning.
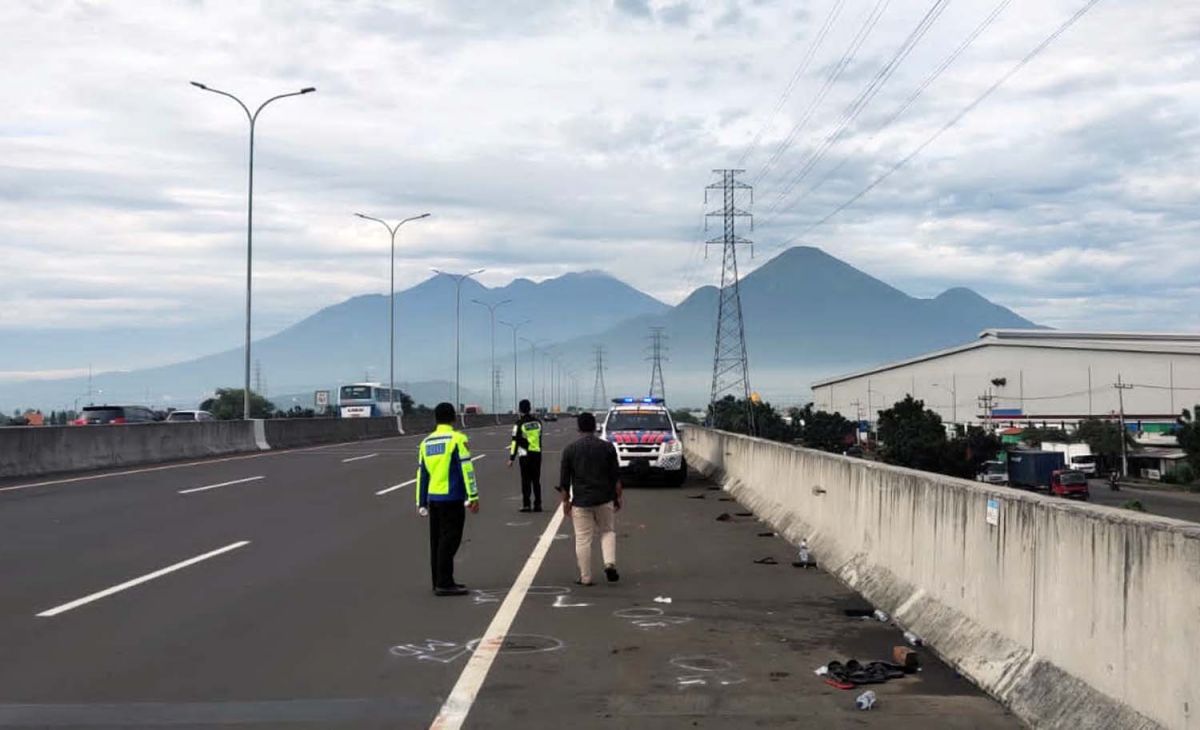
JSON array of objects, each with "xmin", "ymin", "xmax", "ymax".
[
  {"xmin": 873, "ymin": 609, "xmax": 890, "ymax": 622},
  {"xmin": 653, "ymin": 596, "xmax": 673, "ymax": 604},
  {"xmin": 814, "ymin": 665, "xmax": 829, "ymax": 676}
]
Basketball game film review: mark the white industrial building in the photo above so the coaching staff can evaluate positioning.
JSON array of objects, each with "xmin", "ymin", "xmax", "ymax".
[{"xmin": 810, "ymin": 330, "xmax": 1200, "ymax": 431}]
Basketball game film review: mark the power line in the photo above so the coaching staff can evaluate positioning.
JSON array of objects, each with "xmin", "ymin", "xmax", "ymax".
[
  {"xmin": 781, "ymin": 0, "xmax": 1014, "ymax": 215},
  {"xmin": 736, "ymin": 0, "xmax": 847, "ymax": 169},
  {"xmin": 769, "ymin": 0, "xmax": 1106, "ymax": 251},
  {"xmin": 751, "ymin": 0, "xmax": 891, "ymax": 189},
  {"xmin": 762, "ymin": 0, "xmax": 951, "ymax": 220}
]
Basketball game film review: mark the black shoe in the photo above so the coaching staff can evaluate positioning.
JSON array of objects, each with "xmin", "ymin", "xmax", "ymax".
[
  {"xmin": 519, "ymin": 507, "xmax": 532, "ymax": 513},
  {"xmin": 604, "ymin": 564, "xmax": 620, "ymax": 583},
  {"xmin": 533, "ymin": 505, "xmax": 543, "ymax": 512},
  {"xmin": 452, "ymin": 582, "xmax": 467, "ymax": 590},
  {"xmin": 434, "ymin": 586, "xmax": 470, "ymax": 596}
]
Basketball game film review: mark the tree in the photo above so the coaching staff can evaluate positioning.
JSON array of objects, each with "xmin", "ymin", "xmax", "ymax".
[
  {"xmin": 1020, "ymin": 426, "xmax": 1071, "ymax": 448},
  {"xmin": 877, "ymin": 396, "xmax": 950, "ymax": 472},
  {"xmin": 199, "ymin": 388, "xmax": 276, "ymax": 420},
  {"xmin": 941, "ymin": 426, "xmax": 1002, "ymax": 479},
  {"xmin": 707, "ymin": 395, "xmax": 793, "ymax": 442},
  {"xmin": 1076, "ymin": 418, "xmax": 1131, "ymax": 472},
  {"xmin": 670, "ymin": 409, "xmax": 699, "ymax": 426},
  {"xmin": 1176, "ymin": 407, "xmax": 1200, "ymax": 470},
  {"xmin": 791, "ymin": 404, "xmax": 856, "ymax": 453}
]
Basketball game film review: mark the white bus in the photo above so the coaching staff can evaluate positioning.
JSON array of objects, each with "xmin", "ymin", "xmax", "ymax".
[{"xmin": 339, "ymin": 382, "xmax": 404, "ymax": 418}]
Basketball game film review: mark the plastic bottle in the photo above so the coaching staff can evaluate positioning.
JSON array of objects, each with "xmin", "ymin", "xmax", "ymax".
[
  {"xmin": 855, "ymin": 690, "xmax": 876, "ymax": 710},
  {"xmin": 797, "ymin": 540, "xmax": 810, "ymax": 564},
  {"xmin": 903, "ymin": 630, "xmax": 923, "ymax": 646},
  {"xmin": 873, "ymin": 609, "xmax": 889, "ymax": 622}
]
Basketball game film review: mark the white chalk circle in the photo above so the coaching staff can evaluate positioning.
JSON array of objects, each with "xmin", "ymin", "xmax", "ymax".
[
  {"xmin": 613, "ymin": 607, "xmax": 664, "ymax": 620},
  {"xmin": 671, "ymin": 656, "xmax": 735, "ymax": 674},
  {"xmin": 467, "ymin": 634, "xmax": 565, "ymax": 655}
]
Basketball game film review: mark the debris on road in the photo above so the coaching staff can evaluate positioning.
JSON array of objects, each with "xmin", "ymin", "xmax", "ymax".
[
  {"xmin": 653, "ymin": 596, "xmax": 673, "ymax": 604},
  {"xmin": 873, "ymin": 609, "xmax": 890, "ymax": 622},
  {"xmin": 893, "ymin": 646, "xmax": 920, "ymax": 672},
  {"xmin": 855, "ymin": 689, "xmax": 877, "ymax": 710},
  {"xmin": 819, "ymin": 659, "xmax": 909, "ymax": 690},
  {"xmin": 686, "ymin": 494, "xmax": 705, "ymax": 499},
  {"xmin": 715, "ymin": 512, "xmax": 732, "ymax": 522},
  {"xmin": 757, "ymin": 531, "xmax": 776, "ymax": 537},
  {"xmin": 752, "ymin": 556, "xmax": 778, "ymax": 565},
  {"xmin": 842, "ymin": 607, "xmax": 874, "ymax": 618},
  {"xmin": 903, "ymin": 630, "xmax": 923, "ymax": 646},
  {"xmin": 793, "ymin": 539, "xmax": 815, "ymax": 568}
]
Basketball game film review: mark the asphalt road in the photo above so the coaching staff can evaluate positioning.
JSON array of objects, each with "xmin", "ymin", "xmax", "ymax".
[
  {"xmin": 1087, "ymin": 479, "xmax": 1200, "ymax": 522},
  {"xmin": 0, "ymin": 422, "xmax": 1017, "ymax": 728}
]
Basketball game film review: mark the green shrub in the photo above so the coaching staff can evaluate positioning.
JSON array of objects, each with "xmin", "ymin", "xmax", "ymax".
[{"xmin": 1121, "ymin": 499, "xmax": 1146, "ymax": 512}]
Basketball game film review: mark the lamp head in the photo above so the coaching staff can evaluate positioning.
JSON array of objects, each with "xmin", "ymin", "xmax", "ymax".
[{"xmin": 300, "ymin": 87, "xmax": 316, "ymax": 94}]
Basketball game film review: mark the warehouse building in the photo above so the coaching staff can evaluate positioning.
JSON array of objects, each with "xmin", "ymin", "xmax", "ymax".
[{"xmin": 810, "ymin": 330, "xmax": 1200, "ymax": 432}]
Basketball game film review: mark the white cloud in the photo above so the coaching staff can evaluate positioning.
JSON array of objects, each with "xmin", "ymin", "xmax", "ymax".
[{"xmin": 1, "ymin": 0, "xmax": 1199, "ymax": 367}]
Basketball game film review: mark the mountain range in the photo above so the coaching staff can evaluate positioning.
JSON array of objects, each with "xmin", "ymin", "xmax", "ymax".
[{"xmin": 0, "ymin": 247, "xmax": 1037, "ymax": 411}]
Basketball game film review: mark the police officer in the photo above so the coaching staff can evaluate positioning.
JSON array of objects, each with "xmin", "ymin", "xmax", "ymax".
[
  {"xmin": 417, "ymin": 402, "xmax": 479, "ymax": 596},
  {"xmin": 508, "ymin": 399, "xmax": 543, "ymax": 512}
]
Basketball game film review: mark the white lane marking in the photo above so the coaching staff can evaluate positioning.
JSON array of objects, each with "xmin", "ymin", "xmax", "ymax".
[
  {"xmin": 376, "ymin": 454, "xmax": 488, "ymax": 496},
  {"xmin": 341, "ymin": 452, "xmax": 379, "ymax": 463},
  {"xmin": 36, "ymin": 541, "xmax": 250, "ymax": 617},
  {"xmin": 0, "ymin": 434, "xmax": 423, "ymax": 494},
  {"xmin": 429, "ymin": 508, "xmax": 563, "ymax": 729},
  {"xmin": 377, "ymin": 478, "xmax": 417, "ymax": 496},
  {"xmin": 177, "ymin": 476, "xmax": 264, "ymax": 495}
]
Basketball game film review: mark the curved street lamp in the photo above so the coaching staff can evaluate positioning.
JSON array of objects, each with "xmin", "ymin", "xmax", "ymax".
[
  {"xmin": 191, "ymin": 81, "xmax": 316, "ymax": 420},
  {"xmin": 356, "ymin": 212, "xmax": 431, "ymax": 423},
  {"xmin": 499, "ymin": 319, "xmax": 530, "ymax": 413},
  {"xmin": 431, "ymin": 268, "xmax": 485, "ymax": 415},
  {"xmin": 471, "ymin": 298, "xmax": 512, "ymax": 420}
]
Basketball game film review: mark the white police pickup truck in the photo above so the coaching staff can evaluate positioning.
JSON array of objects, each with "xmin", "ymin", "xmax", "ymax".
[{"xmin": 597, "ymin": 397, "xmax": 688, "ymax": 486}]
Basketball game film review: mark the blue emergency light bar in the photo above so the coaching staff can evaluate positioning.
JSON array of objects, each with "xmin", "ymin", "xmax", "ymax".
[{"xmin": 613, "ymin": 397, "xmax": 665, "ymax": 404}]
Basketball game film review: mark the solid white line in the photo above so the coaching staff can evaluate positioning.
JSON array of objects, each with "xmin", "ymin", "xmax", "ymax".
[
  {"xmin": 375, "ymin": 454, "xmax": 488, "ymax": 497},
  {"xmin": 177, "ymin": 476, "xmax": 264, "ymax": 495},
  {"xmin": 0, "ymin": 434, "xmax": 422, "ymax": 494},
  {"xmin": 341, "ymin": 452, "xmax": 379, "ymax": 463},
  {"xmin": 376, "ymin": 478, "xmax": 416, "ymax": 496},
  {"xmin": 36, "ymin": 540, "xmax": 250, "ymax": 617},
  {"xmin": 429, "ymin": 508, "xmax": 564, "ymax": 729}
]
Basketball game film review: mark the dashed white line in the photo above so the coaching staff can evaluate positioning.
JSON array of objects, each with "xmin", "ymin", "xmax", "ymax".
[
  {"xmin": 375, "ymin": 454, "xmax": 488, "ymax": 496},
  {"xmin": 178, "ymin": 476, "xmax": 264, "ymax": 495},
  {"xmin": 341, "ymin": 453, "xmax": 379, "ymax": 463},
  {"xmin": 36, "ymin": 540, "xmax": 251, "ymax": 618},
  {"xmin": 429, "ymin": 509, "xmax": 564, "ymax": 729}
]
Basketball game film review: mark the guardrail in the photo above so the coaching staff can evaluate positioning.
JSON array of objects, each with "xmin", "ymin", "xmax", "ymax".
[{"xmin": 683, "ymin": 426, "xmax": 1196, "ymax": 730}]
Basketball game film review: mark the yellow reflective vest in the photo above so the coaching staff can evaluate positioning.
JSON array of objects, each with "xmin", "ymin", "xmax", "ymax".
[{"xmin": 416, "ymin": 424, "xmax": 478, "ymax": 507}]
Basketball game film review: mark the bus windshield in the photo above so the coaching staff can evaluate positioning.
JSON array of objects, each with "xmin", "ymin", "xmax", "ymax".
[{"xmin": 341, "ymin": 385, "xmax": 372, "ymax": 400}]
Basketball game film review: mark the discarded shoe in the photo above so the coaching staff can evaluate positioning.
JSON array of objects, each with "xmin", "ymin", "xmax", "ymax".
[
  {"xmin": 752, "ymin": 556, "xmax": 778, "ymax": 565},
  {"xmin": 715, "ymin": 513, "xmax": 733, "ymax": 522}
]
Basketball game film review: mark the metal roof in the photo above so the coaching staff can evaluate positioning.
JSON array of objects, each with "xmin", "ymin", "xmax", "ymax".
[{"xmin": 811, "ymin": 329, "xmax": 1200, "ymax": 388}]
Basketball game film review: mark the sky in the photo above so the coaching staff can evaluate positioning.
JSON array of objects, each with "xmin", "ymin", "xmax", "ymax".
[{"xmin": 2, "ymin": 0, "xmax": 1198, "ymax": 379}]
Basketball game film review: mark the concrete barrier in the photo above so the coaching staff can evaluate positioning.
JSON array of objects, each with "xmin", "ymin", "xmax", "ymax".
[
  {"xmin": 683, "ymin": 427, "xmax": 1198, "ymax": 730},
  {"xmin": 0, "ymin": 421, "xmax": 259, "ymax": 479},
  {"xmin": 262, "ymin": 416, "xmax": 399, "ymax": 450}
]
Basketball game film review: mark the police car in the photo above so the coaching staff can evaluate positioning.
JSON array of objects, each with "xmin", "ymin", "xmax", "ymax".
[{"xmin": 598, "ymin": 397, "xmax": 687, "ymax": 486}]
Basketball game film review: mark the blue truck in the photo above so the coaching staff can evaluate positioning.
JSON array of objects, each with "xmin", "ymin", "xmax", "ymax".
[{"xmin": 1006, "ymin": 450, "xmax": 1066, "ymax": 491}]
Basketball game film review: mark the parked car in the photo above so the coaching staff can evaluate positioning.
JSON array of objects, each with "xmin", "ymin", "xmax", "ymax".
[
  {"xmin": 72, "ymin": 405, "xmax": 158, "ymax": 425},
  {"xmin": 976, "ymin": 460, "xmax": 1008, "ymax": 485},
  {"xmin": 166, "ymin": 410, "xmax": 215, "ymax": 422}
]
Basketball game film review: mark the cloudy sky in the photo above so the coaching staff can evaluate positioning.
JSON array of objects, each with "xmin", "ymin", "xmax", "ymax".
[{"xmin": 2, "ymin": 0, "xmax": 1198, "ymax": 377}]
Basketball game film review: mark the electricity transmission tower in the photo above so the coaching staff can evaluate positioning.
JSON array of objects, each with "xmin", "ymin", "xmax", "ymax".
[
  {"xmin": 493, "ymin": 365, "xmax": 504, "ymax": 417},
  {"xmin": 704, "ymin": 169, "xmax": 755, "ymax": 434},
  {"xmin": 646, "ymin": 327, "xmax": 668, "ymax": 401},
  {"xmin": 590, "ymin": 346, "xmax": 608, "ymax": 410}
]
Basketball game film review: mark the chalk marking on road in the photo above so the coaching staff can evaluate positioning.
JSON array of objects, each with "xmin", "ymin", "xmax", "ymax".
[
  {"xmin": 429, "ymin": 509, "xmax": 564, "ymax": 730},
  {"xmin": 341, "ymin": 452, "xmax": 379, "ymax": 463},
  {"xmin": 178, "ymin": 476, "xmax": 264, "ymax": 495},
  {"xmin": 552, "ymin": 594, "xmax": 591, "ymax": 608},
  {"xmin": 374, "ymin": 453, "xmax": 488, "ymax": 497},
  {"xmin": 0, "ymin": 434, "xmax": 422, "ymax": 494},
  {"xmin": 36, "ymin": 540, "xmax": 250, "ymax": 617}
]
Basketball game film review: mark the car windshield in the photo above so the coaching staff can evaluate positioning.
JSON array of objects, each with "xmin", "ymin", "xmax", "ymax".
[
  {"xmin": 169, "ymin": 412, "xmax": 195, "ymax": 421},
  {"xmin": 81, "ymin": 407, "xmax": 122, "ymax": 422},
  {"xmin": 1059, "ymin": 471, "xmax": 1087, "ymax": 485},
  {"xmin": 986, "ymin": 463, "xmax": 1006, "ymax": 474},
  {"xmin": 1071, "ymin": 455, "xmax": 1095, "ymax": 464},
  {"xmin": 606, "ymin": 412, "xmax": 672, "ymax": 431},
  {"xmin": 341, "ymin": 386, "xmax": 372, "ymax": 400}
]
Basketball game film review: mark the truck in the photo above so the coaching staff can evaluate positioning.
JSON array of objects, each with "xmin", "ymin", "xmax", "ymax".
[
  {"xmin": 1006, "ymin": 450, "xmax": 1089, "ymax": 499},
  {"xmin": 1041, "ymin": 441, "xmax": 1097, "ymax": 476}
]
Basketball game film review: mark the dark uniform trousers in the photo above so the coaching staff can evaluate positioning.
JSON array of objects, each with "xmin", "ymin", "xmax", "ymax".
[
  {"xmin": 428, "ymin": 501, "xmax": 466, "ymax": 589},
  {"xmin": 518, "ymin": 452, "xmax": 543, "ymax": 509}
]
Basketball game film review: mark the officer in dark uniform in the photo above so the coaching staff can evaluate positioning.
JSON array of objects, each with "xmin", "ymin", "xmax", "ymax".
[{"xmin": 507, "ymin": 399, "xmax": 544, "ymax": 512}]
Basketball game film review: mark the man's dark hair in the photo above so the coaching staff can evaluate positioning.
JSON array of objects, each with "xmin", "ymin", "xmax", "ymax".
[
  {"xmin": 519, "ymin": 399, "xmax": 531, "ymax": 415},
  {"xmin": 434, "ymin": 402, "xmax": 456, "ymax": 425},
  {"xmin": 577, "ymin": 411, "xmax": 596, "ymax": 433}
]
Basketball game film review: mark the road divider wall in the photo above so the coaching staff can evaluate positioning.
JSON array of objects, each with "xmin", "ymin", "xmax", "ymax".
[
  {"xmin": 262, "ymin": 416, "xmax": 399, "ymax": 449},
  {"xmin": 683, "ymin": 426, "xmax": 1197, "ymax": 730}
]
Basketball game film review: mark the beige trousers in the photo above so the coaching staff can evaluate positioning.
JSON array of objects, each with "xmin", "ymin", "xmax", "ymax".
[{"xmin": 571, "ymin": 502, "xmax": 616, "ymax": 583}]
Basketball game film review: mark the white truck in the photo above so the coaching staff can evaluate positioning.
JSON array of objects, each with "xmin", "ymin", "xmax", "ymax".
[{"xmin": 1042, "ymin": 442, "xmax": 1097, "ymax": 476}]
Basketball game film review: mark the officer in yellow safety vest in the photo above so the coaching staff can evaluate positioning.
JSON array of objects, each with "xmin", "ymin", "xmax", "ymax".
[
  {"xmin": 416, "ymin": 402, "xmax": 479, "ymax": 596},
  {"xmin": 508, "ymin": 399, "xmax": 544, "ymax": 512}
]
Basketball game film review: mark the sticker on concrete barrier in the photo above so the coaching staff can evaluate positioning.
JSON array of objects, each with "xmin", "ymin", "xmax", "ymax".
[{"xmin": 986, "ymin": 498, "xmax": 1000, "ymax": 526}]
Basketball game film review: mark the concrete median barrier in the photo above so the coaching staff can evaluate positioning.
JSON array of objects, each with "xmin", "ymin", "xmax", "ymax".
[
  {"xmin": 262, "ymin": 416, "xmax": 399, "ymax": 450},
  {"xmin": 683, "ymin": 427, "xmax": 1197, "ymax": 730},
  {"xmin": 0, "ymin": 421, "xmax": 259, "ymax": 479}
]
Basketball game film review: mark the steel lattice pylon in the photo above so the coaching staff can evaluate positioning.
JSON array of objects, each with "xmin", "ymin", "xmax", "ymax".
[
  {"xmin": 590, "ymin": 346, "xmax": 607, "ymax": 411},
  {"xmin": 705, "ymin": 169, "xmax": 755, "ymax": 435},
  {"xmin": 646, "ymin": 326, "xmax": 668, "ymax": 401}
]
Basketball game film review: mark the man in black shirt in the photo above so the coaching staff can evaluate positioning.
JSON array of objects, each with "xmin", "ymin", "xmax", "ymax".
[{"xmin": 557, "ymin": 411, "xmax": 622, "ymax": 585}]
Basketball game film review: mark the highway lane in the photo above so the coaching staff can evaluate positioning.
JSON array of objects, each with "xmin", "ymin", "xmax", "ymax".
[{"xmin": 0, "ymin": 420, "xmax": 1014, "ymax": 728}]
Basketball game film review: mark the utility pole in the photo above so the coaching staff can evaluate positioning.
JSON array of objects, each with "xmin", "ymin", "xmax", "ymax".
[
  {"xmin": 704, "ymin": 169, "xmax": 755, "ymax": 434},
  {"xmin": 499, "ymin": 319, "xmax": 528, "ymax": 413},
  {"xmin": 431, "ymin": 268, "xmax": 484, "ymax": 416},
  {"xmin": 471, "ymin": 298, "xmax": 512, "ymax": 416},
  {"xmin": 254, "ymin": 359, "xmax": 263, "ymax": 395},
  {"xmin": 1115, "ymin": 374, "xmax": 1133, "ymax": 477},
  {"xmin": 977, "ymin": 389, "xmax": 996, "ymax": 431},
  {"xmin": 591, "ymin": 346, "xmax": 608, "ymax": 410},
  {"xmin": 646, "ymin": 326, "xmax": 668, "ymax": 400}
]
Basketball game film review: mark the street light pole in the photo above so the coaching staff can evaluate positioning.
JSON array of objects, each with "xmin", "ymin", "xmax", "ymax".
[
  {"xmin": 191, "ymin": 81, "xmax": 315, "ymax": 420},
  {"xmin": 356, "ymin": 212, "xmax": 430, "ymax": 424},
  {"xmin": 472, "ymin": 299, "xmax": 512, "ymax": 418},
  {"xmin": 520, "ymin": 337, "xmax": 545, "ymax": 411},
  {"xmin": 499, "ymin": 319, "xmax": 529, "ymax": 413},
  {"xmin": 431, "ymin": 268, "xmax": 485, "ymax": 416}
]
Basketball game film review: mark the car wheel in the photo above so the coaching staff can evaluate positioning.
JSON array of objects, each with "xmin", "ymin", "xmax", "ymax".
[{"xmin": 668, "ymin": 459, "xmax": 688, "ymax": 488}]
